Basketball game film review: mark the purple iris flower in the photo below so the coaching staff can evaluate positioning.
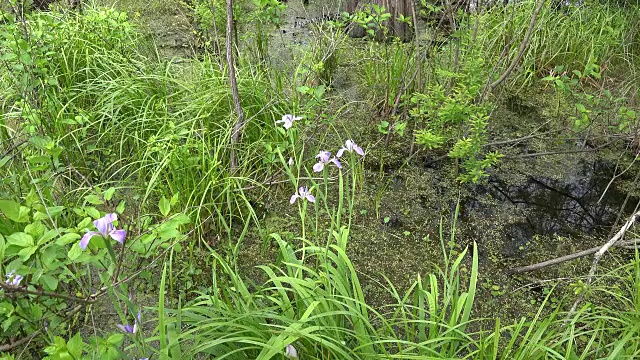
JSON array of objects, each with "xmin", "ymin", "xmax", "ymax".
[
  {"xmin": 285, "ymin": 344, "xmax": 298, "ymax": 359},
  {"xmin": 276, "ymin": 114, "xmax": 302, "ymax": 130},
  {"xmin": 290, "ymin": 186, "xmax": 315, "ymax": 204},
  {"xmin": 336, "ymin": 139, "xmax": 365, "ymax": 157},
  {"xmin": 80, "ymin": 213, "xmax": 126, "ymax": 250},
  {"xmin": 313, "ymin": 150, "xmax": 342, "ymax": 172},
  {"xmin": 117, "ymin": 309, "xmax": 142, "ymax": 334},
  {"xmin": 5, "ymin": 270, "xmax": 23, "ymax": 286}
]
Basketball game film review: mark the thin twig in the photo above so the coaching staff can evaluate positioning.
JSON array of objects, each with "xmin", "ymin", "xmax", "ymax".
[
  {"xmin": 0, "ymin": 281, "xmax": 97, "ymax": 304},
  {"xmin": 503, "ymin": 139, "xmax": 618, "ymax": 159}
]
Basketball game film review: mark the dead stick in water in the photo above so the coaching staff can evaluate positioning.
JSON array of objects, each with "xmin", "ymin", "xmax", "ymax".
[
  {"xmin": 565, "ymin": 211, "xmax": 640, "ymax": 320},
  {"xmin": 507, "ymin": 238, "xmax": 640, "ymax": 274}
]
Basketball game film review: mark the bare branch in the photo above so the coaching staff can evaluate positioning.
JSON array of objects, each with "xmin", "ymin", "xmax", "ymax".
[
  {"xmin": 488, "ymin": 0, "xmax": 545, "ymax": 90},
  {"xmin": 226, "ymin": 0, "xmax": 245, "ymax": 170}
]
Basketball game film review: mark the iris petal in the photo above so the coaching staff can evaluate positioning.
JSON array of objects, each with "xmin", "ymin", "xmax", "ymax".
[
  {"xmin": 285, "ymin": 344, "xmax": 298, "ymax": 359},
  {"xmin": 93, "ymin": 213, "xmax": 117, "ymax": 237},
  {"xmin": 313, "ymin": 162, "xmax": 324, "ymax": 172},
  {"xmin": 80, "ymin": 231, "xmax": 99, "ymax": 250},
  {"xmin": 110, "ymin": 229, "xmax": 127, "ymax": 244},
  {"xmin": 116, "ymin": 324, "xmax": 134, "ymax": 333}
]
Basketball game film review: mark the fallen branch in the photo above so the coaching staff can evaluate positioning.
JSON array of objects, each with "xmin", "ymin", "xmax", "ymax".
[
  {"xmin": 0, "ymin": 281, "xmax": 97, "ymax": 304},
  {"xmin": 508, "ymin": 238, "xmax": 640, "ymax": 274},
  {"xmin": 503, "ymin": 139, "xmax": 618, "ymax": 159},
  {"xmin": 567, "ymin": 211, "xmax": 640, "ymax": 319}
]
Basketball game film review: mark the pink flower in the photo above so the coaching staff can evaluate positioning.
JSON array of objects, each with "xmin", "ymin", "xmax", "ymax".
[
  {"xmin": 313, "ymin": 150, "xmax": 342, "ymax": 172},
  {"xmin": 5, "ymin": 270, "xmax": 23, "ymax": 286},
  {"xmin": 336, "ymin": 139, "xmax": 365, "ymax": 157},
  {"xmin": 276, "ymin": 114, "xmax": 302, "ymax": 130},
  {"xmin": 290, "ymin": 186, "xmax": 315, "ymax": 204},
  {"xmin": 285, "ymin": 344, "xmax": 298, "ymax": 359},
  {"xmin": 80, "ymin": 213, "xmax": 126, "ymax": 250}
]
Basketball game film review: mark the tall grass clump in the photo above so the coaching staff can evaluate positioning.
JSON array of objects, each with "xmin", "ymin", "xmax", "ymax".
[
  {"xmin": 162, "ymin": 216, "xmax": 640, "ymax": 358},
  {"xmin": 171, "ymin": 222, "xmax": 483, "ymax": 358},
  {"xmin": 477, "ymin": 0, "xmax": 640, "ymax": 86},
  {"xmin": 0, "ymin": 5, "xmax": 286, "ymax": 231}
]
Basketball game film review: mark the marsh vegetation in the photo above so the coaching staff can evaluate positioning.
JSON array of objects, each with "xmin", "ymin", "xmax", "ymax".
[{"xmin": 1, "ymin": 0, "xmax": 640, "ymax": 358}]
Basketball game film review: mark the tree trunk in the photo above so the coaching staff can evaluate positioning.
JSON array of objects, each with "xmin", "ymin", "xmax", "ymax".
[{"xmin": 344, "ymin": 0, "xmax": 413, "ymax": 41}]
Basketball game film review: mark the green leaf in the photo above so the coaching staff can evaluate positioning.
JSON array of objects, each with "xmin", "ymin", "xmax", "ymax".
[
  {"xmin": 576, "ymin": 103, "xmax": 587, "ymax": 112},
  {"xmin": 40, "ymin": 274, "xmax": 58, "ymax": 291},
  {"xmin": 7, "ymin": 232, "xmax": 34, "ymax": 247},
  {"xmin": 85, "ymin": 194, "xmax": 104, "ymax": 205},
  {"xmin": 47, "ymin": 206, "xmax": 65, "ymax": 217},
  {"xmin": 18, "ymin": 245, "xmax": 38, "ymax": 261},
  {"xmin": 158, "ymin": 227, "xmax": 180, "ymax": 241},
  {"xmin": 170, "ymin": 193, "xmax": 179, "ymax": 206},
  {"xmin": 85, "ymin": 207, "xmax": 101, "ymax": 219},
  {"xmin": 67, "ymin": 332, "xmax": 84, "ymax": 358},
  {"xmin": 41, "ymin": 246, "xmax": 60, "ymax": 269},
  {"xmin": 107, "ymin": 333, "xmax": 124, "ymax": 345},
  {"xmin": 33, "ymin": 211, "xmax": 49, "ymax": 221},
  {"xmin": 0, "ymin": 156, "xmax": 10, "ymax": 168},
  {"xmin": 38, "ymin": 229, "xmax": 59, "ymax": 246},
  {"xmin": 25, "ymin": 221, "xmax": 45, "ymax": 238},
  {"xmin": 68, "ymin": 243, "xmax": 82, "ymax": 260},
  {"xmin": 77, "ymin": 216, "xmax": 92, "ymax": 229},
  {"xmin": 103, "ymin": 187, "xmax": 116, "ymax": 201},
  {"xmin": 0, "ymin": 52, "xmax": 17, "ymax": 61},
  {"xmin": 0, "ymin": 200, "xmax": 30, "ymax": 223},
  {"xmin": 19, "ymin": 52, "xmax": 32, "ymax": 65},
  {"xmin": 56, "ymin": 233, "xmax": 81, "ymax": 246},
  {"xmin": 159, "ymin": 196, "xmax": 170, "ymax": 217},
  {"xmin": 116, "ymin": 200, "xmax": 126, "ymax": 214}
]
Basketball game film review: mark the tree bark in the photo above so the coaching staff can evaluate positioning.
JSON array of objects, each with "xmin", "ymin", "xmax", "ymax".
[
  {"xmin": 344, "ymin": 0, "xmax": 413, "ymax": 41},
  {"xmin": 226, "ymin": 0, "xmax": 245, "ymax": 170}
]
